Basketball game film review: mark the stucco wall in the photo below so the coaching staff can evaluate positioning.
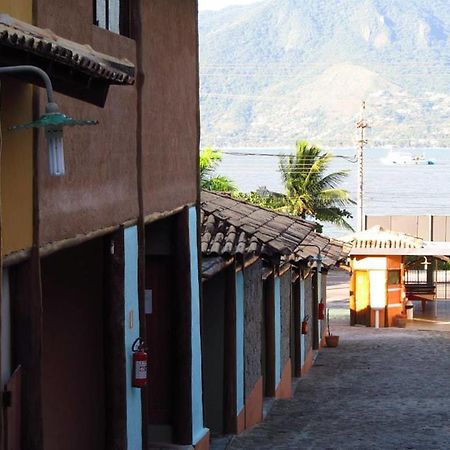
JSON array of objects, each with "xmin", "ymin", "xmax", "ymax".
[
  {"xmin": 31, "ymin": 0, "xmax": 199, "ymax": 245},
  {"xmin": 34, "ymin": 0, "xmax": 138, "ymax": 245},
  {"xmin": 280, "ymin": 270, "xmax": 291, "ymax": 369},
  {"xmin": 140, "ymin": 0, "xmax": 199, "ymax": 215},
  {"xmin": 244, "ymin": 260, "xmax": 263, "ymax": 397}
]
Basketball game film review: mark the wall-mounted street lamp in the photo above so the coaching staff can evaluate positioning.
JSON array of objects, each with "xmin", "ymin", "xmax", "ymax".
[{"xmin": 1, "ymin": 65, "xmax": 98, "ymax": 176}]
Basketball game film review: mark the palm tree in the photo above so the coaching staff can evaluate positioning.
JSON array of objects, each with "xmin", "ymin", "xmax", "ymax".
[
  {"xmin": 200, "ymin": 147, "xmax": 236, "ymax": 192},
  {"xmin": 279, "ymin": 140, "xmax": 354, "ymax": 229}
]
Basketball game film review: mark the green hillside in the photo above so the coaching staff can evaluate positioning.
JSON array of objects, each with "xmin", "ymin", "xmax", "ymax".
[{"xmin": 199, "ymin": 0, "xmax": 450, "ymax": 147}]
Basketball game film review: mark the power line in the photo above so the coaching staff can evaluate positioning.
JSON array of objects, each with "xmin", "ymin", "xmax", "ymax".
[{"xmin": 219, "ymin": 150, "xmax": 357, "ymax": 161}]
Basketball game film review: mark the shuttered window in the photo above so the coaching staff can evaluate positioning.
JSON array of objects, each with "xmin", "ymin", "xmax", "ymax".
[{"xmin": 94, "ymin": 0, "xmax": 131, "ymax": 37}]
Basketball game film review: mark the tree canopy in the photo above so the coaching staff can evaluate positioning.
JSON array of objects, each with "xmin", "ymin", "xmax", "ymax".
[
  {"xmin": 236, "ymin": 141, "xmax": 354, "ymax": 230},
  {"xmin": 200, "ymin": 147, "xmax": 236, "ymax": 192},
  {"xmin": 279, "ymin": 140, "xmax": 354, "ymax": 229}
]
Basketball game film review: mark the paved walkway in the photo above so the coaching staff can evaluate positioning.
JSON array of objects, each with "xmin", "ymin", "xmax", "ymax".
[{"xmin": 228, "ymin": 270, "xmax": 450, "ymax": 450}]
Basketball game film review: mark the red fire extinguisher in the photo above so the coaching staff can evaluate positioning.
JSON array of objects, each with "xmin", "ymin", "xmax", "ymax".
[
  {"xmin": 132, "ymin": 337, "xmax": 148, "ymax": 388},
  {"xmin": 318, "ymin": 301, "xmax": 325, "ymax": 320},
  {"xmin": 301, "ymin": 315, "xmax": 310, "ymax": 335}
]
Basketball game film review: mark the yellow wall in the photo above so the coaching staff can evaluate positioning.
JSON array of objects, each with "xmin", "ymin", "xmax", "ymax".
[
  {"xmin": 1, "ymin": 80, "xmax": 34, "ymax": 255},
  {"xmin": 0, "ymin": 0, "xmax": 34, "ymax": 256},
  {"xmin": 0, "ymin": 0, "xmax": 32, "ymax": 22}
]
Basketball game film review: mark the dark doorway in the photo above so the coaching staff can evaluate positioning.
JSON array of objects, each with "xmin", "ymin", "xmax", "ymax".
[
  {"xmin": 41, "ymin": 238, "xmax": 106, "ymax": 450},
  {"xmin": 3, "ymin": 365, "xmax": 21, "ymax": 450},
  {"xmin": 262, "ymin": 275, "xmax": 275, "ymax": 397},
  {"xmin": 145, "ymin": 255, "xmax": 174, "ymax": 427},
  {"xmin": 145, "ymin": 215, "xmax": 178, "ymax": 443},
  {"xmin": 201, "ymin": 271, "xmax": 226, "ymax": 434}
]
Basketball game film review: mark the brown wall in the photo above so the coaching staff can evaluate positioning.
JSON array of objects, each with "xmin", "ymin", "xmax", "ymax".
[
  {"xmin": 31, "ymin": 0, "xmax": 199, "ymax": 246},
  {"xmin": 41, "ymin": 238, "xmax": 105, "ymax": 450},
  {"xmin": 139, "ymin": 0, "xmax": 199, "ymax": 216},
  {"xmin": 34, "ymin": 0, "xmax": 139, "ymax": 244}
]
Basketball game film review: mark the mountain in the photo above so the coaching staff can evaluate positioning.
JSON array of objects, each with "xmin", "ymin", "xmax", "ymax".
[{"xmin": 199, "ymin": 0, "xmax": 450, "ymax": 147}]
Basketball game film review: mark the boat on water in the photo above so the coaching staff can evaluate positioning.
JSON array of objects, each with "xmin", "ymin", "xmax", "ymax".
[{"xmin": 380, "ymin": 151, "xmax": 436, "ymax": 165}]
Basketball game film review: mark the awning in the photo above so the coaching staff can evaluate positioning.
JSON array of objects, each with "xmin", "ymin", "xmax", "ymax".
[
  {"xmin": 343, "ymin": 227, "xmax": 450, "ymax": 257},
  {"xmin": 0, "ymin": 14, "xmax": 135, "ymax": 106}
]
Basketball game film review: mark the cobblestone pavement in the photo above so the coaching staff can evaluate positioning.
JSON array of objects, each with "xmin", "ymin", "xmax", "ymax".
[{"xmin": 228, "ymin": 271, "xmax": 450, "ymax": 450}]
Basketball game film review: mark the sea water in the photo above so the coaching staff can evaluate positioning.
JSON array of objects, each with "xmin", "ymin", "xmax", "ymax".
[{"xmin": 217, "ymin": 147, "xmax": 450, "ymax": 238}]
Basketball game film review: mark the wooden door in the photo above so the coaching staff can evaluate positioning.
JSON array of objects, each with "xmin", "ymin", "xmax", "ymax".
[
  {"xmin": 4, "ymin": 366, "xmax": 21, "ymax": 450},
  {"xmin": 355, "ymin": 271, "xmax": 370, "ymax": 326},
  {"xmin": 145, "ymin": 256, "xmax": 174, "ymax": 425}
]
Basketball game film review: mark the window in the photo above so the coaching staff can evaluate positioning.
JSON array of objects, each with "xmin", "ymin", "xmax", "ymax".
[
  {"xmin": 387, "ymin": 270, "xmax": 401, "ymax": 285},
  {"xmin": 94, "ymin": 0, "xmax": 131, "ymax": 37}
]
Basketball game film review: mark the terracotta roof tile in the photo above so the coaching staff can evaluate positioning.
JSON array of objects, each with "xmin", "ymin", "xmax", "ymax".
[
  {"xmin": 294, "ymin": 233, "xmax": 348, "ymax": 268},
  {"xmin": 202, "ymin": 190, "xmax": 320, "ymax": 259},
  {"xmin": 201, "ymin": 191, "xmax": 349, "ymax": 268},
  {"xmin": 201, "ymin": 190, "xmax": 316, "ymax": 257},
  {"xmin": 0, "ymin": 14, "xmax": 134, "ymax": 85}
]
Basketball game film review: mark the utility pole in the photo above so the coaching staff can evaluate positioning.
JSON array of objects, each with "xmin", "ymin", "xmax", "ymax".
[{"xmin": 356, "ymin": 101, "xmax": 369, "ymax": 232}]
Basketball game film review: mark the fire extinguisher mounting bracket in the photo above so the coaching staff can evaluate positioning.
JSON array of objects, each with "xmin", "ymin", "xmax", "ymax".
[{"xmin": 132, "ymin": 337, "xmax": 145, "ymax": 352}]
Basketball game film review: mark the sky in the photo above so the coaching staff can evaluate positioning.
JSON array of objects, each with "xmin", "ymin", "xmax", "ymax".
[{"xmin": 198, "ymin": 0, "xmax": 261, "ymax": 11}]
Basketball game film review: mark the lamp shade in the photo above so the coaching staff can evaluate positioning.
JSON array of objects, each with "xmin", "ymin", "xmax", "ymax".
[
  {"xmin": 9, "ymin": 112, "xmax": 98, "ymax": 130},
  {"xmin": 9, "ymin": 112, "xmax": 98, "ymax": 176}
]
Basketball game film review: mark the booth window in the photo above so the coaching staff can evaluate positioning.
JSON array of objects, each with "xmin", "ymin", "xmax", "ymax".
[
  {"xmin": 387, "ymin": 270, "xmax": 401, "ymax": 285},
  {"xmin": 94, "ymin": 0, "xmax": 131, "ymax": 37}
]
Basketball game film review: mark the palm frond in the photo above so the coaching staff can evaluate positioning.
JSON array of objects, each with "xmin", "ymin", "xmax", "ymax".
[{"xmin": 277, "ymin": 140, "xmax": 354, "ymax": 228}]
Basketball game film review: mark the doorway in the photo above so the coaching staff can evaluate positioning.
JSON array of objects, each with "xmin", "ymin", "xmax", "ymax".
[
  {"xmin": 291, "ymin": 279, "xmax": 300, "ymax": 377},
  {"xmin": 262, "ymin": 274, "xmax": 275, "ymax": 397},
  {"xmin": 201, "ymin": 271, "xmax": 226, "ymax": 434},
  {"xmin": 355, "ymin": 270, "xmax": 370, "ymax": 326},
  {"xmin": 41, "ymin": 238, "xmax": 106, "ymax": 450},
  {"xmin": 145, "ymin": 216, "xmax": 178, "ymax": 442}
]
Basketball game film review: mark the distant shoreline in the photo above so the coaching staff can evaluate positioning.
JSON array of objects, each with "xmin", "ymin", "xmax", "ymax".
[{"xmin": 215, "ymin": 145, "xmax": 450, "ymax": 151}]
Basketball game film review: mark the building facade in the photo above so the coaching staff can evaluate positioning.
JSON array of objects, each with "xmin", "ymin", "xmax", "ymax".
[
  {"xmin": 0, "ymin": 1, "xmax": 206, "ymax": 449},
  {"xmin": 200, "ymin": 191, "xmax": 347, "ymax": 438}
]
